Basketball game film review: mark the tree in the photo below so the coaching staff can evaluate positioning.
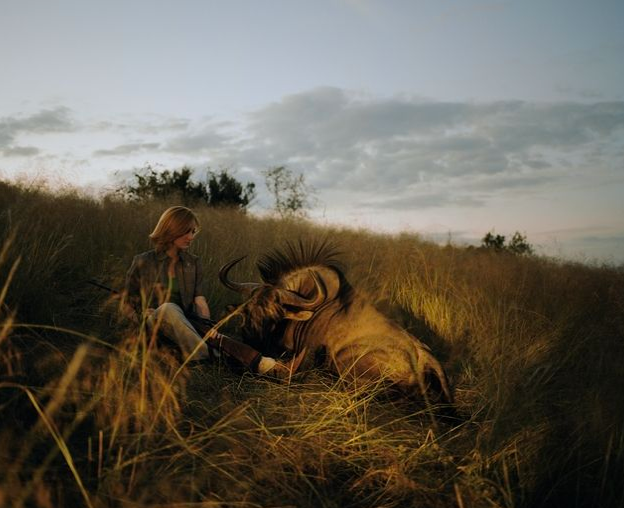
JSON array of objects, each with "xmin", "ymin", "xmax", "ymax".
[
  {"xmin": 507, "ymin": 232, "xmax": 534, "ymax": 256},
  {"xmin": 481, "ymin": 231, "xmax": 507, "ymax": 252},
  {"xmin": 207, "ymin": 169, "xmax": 256, "ymax": 208},
  {"xmin": 263, "ymin": 165, "xmax": 314, "ymax": 218},
  {"xmin": 120, "ymin": 165, "xmax": 255, "ymax": 210},
  {"xmin": 481, "ymin": 230, "xmax": 534, "ymax": 255}
]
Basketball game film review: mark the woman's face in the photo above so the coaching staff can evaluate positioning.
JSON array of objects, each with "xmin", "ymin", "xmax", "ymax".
[{"xmin": 172, "ymin": 223, "xmax": 199, "ymax": 251}]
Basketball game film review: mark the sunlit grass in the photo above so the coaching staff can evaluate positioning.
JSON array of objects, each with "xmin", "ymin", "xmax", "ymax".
[{"xmin": 1, "ymin": 179, "xmax": 623, "ymax": 507}]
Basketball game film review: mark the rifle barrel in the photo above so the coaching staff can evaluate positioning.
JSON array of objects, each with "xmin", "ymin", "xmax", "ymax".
[{"xmin": 87, "ymin": 279, "xmax": 120, "ymax": 294}]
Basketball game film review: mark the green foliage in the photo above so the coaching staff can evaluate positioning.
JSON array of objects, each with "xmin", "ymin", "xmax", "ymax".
[
  {"xmin": 207, "ymin": 169, "xmax": 256, "ymax": 208},
  {"xmin": 507, "ymin": 231, "xmax": 534, "ymax": 255},
  {"xmin": 482, "ymin": 230, "xmax": 534, "ymax": 255},
  {"xmin": 481, "ymin": 231, "xmax": 507, "ymax": 251},
  {"xmin": 120, "ymin": 165, "xmax": 255, "ymax": 209},
  {"xmin": 263, "ymin": 165, "xmax": 314, "ymax": 218}
]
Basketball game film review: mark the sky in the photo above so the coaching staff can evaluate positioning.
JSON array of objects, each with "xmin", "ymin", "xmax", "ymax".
[{"xmin": 1, "ymin": 0, "xmax": 623, "ymax": 263}]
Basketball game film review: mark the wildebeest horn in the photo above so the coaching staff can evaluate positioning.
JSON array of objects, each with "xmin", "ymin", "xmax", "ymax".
[
  {"xmin": 278, "ymin": 270, "xmax": 326, "ymax": 310},
  {"xmin": 219, "ymin": 256, "xmax": 262, "ymax": 297}
]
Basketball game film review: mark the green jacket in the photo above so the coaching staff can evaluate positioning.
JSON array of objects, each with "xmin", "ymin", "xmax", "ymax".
[{"xmin": 125, "ymin": 249, "xmax": 205, "ymax": 316}]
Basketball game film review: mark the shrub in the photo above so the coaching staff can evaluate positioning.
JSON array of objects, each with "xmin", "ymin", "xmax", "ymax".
[
  {"xmin": 481, "ymin": 230, "xmax": 534, "ymax": 255},
  {"xmin": 119, "ymin": 165, "xmax": 255, "ymax": 210}
]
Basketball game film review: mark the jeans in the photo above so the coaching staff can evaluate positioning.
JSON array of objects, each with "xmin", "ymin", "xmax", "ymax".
[
  {"xmin": 147, "ymin": 303, "xmax": 263, "ymax": 370},
  {"xmin": 147, "ymin": 302, "xmax": 211, "ymax": 360}
]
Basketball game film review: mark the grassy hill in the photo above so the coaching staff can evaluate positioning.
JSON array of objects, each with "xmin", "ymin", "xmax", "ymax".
[{"xmin": 1, "ymin": 179, "xmax": 623, "ymax": 507}]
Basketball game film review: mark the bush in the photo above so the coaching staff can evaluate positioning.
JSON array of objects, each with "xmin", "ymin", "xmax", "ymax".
[
  {"xmin": 119, "ymin": 165, "xmax": 256, "ymax": 210},
  {"xmin": 481, "ymin": 230, "xmax": 534, "ymax": 255}
]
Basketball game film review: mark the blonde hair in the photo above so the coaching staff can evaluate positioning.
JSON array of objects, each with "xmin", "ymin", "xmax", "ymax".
[{"xmin": 149, "ymin": 206, "xmax": 199, "ymax": 251}]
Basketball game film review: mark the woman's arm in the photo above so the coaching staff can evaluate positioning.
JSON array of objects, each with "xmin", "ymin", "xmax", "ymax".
[{"xmin": 193, "ymin": 295, "xmax": 211, "ymax": 319}]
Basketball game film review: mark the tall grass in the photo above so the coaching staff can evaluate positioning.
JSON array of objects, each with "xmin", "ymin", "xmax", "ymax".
[{"xmin": 1, "ymin": 179, "xmax": 623, "ymax": 507}]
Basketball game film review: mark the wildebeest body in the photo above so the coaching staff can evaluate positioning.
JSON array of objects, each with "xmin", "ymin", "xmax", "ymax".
[{"xmin": 220, "ymin": 242, "xmax": 453, "ymax": 405}]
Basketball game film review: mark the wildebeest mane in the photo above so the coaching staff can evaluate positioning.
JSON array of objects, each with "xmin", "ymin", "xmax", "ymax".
[
  {"xmin": 257, "ymin": 239, "xmax": 344, "ymax": 284},
  {"xmin": 257, "ymin": 239, "xmax": 356, "ymax": 308}
]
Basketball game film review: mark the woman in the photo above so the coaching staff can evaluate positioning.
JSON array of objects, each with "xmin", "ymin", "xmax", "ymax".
[{"xmin": 125, "ymin": 206, "xmax": 277, "ymax": 374}]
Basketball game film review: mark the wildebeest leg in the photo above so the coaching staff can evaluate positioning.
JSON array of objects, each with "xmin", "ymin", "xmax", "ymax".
[
  {"xmin": 412, "ymin": 349, "xmax": 460, "ymax": 425},
  {"xmin": 331, "ymin": 345, "xmax": 391, "ymax": 386},
  {"xmin": 415, "ymin": 349, "xmax": 454, "ymax": 405},
  {"xmin": 332, "ymin": 343, "xmax": 454, "ymax": 413}
]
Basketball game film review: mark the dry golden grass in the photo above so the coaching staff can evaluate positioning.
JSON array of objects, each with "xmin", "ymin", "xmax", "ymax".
[{"xmin": 1, "ymin": 179, "xmax": 623, "ymax": 507}]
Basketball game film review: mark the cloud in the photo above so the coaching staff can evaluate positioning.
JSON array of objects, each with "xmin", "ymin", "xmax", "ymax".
[
  {"xmin": 580, "ymin": 234, "xmax": 624, "ymax": 247},
  {"xmin": 553, "ymin": 231, "xmax": 624, "ymax": 264},
  {"xmin": 359, "ymin": 189, "xmax": 485, "ymax": 211},
  {"xmin": 556, "ymin": 84, "xmax": 604, "ymax": 100},
  {"xmin": 238, "ymin": 89, "xmax": 624, "ymax": 200},
  {"xmin": 2, "ymin": 146, "xmax": 40, "ymax": 157},
  {"xmin": 93, "ymin": 142, "xmax": 161, "ymax": 157},
  {"xmin": 0, "ymin": 106, "xmax": 76, "ymax": 166},
  {"xmin": 11, "ymin": 107, "xmax": 74, "ymax": 133},
  {"xmin": 91, "ymin": 116, "xmax": 233, "ymax": 158},
  {"xmin": 485, "ymin": 102, "xmax": 624, "ymax": 151},
  {"xmin": 0, "ymin": 107, "xmax": 75, "ymax": 148},
  {"xmin": 93, "ymin": 116, "xmax": 191, "ymax": 134},
  {"xmin": 4, "ymin": 90, "xmax": 622, "ymax": 223},
  {"xmin": 162, "ymin": 126, "xmax": 229, "ymax": 154},
  {"xmin": 245, "ymin": 87, "xmax": 469, "ymax": 157},
  {"xmin": 71, "ymin": 89, "xmax": 620, "ymax": 212}
]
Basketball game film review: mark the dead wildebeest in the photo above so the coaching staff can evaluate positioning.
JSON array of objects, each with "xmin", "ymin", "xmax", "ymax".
[{"xmin": 219, "ymin": 241, "xmax": 454, "ymax": 408}]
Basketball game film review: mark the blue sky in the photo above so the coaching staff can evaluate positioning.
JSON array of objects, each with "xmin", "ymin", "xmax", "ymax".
[{"xmin": 1, "ymin": 0, "xmax": 623, "ymax": 263}]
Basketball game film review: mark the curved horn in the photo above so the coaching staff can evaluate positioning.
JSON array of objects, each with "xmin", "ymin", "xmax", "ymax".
[
  {"xmin": 278, "ymin": 270, "xmax": 326, "ymax": 310},
  {"xmin": 218, "ymin": 256, "xmax": 262, "ymax": 297}
]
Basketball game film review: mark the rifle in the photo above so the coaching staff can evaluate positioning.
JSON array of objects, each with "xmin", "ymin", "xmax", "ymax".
[
  {"xmin": 86, "ymin": 278, "xmax": 138, "ymax": 323},
  {"xmin": 87, "ymin": 279, "xmax": 120, "ymax": 295}
]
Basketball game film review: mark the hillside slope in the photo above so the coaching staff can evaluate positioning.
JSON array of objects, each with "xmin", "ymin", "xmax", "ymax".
[{"xmin": 1, "ymin": 180, "xmax": 623, "ymax": 507}]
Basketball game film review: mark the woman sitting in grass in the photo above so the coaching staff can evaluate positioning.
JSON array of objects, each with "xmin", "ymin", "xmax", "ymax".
[{"xmin": 125, "ymin": 205, "xmax": 278, "ymax": 374}]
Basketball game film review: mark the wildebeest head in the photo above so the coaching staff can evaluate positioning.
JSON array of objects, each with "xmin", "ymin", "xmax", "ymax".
[{"xmin": 219, "ymin": 255, "xmax": 326, "ymax": 353}]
